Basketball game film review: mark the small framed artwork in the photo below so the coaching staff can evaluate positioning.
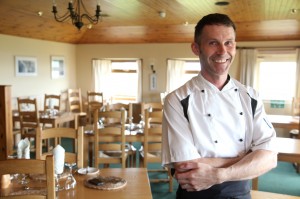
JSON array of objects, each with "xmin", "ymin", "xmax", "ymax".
[
  {"xmin": 15, "ymin": 56, "xmax": 37, "ymax": 76},
  {"xmin": 51, "ymin": 56, "xmax": 65, "ymax": 79}
]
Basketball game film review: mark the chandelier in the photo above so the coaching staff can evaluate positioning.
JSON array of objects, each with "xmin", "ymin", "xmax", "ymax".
[{"xmin": 52, "ymin": 0, "xmax": 101, "ymax": 30}]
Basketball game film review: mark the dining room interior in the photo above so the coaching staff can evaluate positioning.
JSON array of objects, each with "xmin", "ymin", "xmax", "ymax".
[{"xmin": 0, "ymin": 0, "xmax": 300, "ymax": 198}]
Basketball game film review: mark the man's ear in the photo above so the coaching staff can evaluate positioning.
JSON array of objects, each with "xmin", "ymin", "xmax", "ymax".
[{"xmin": 191, "ymin": 42, "xmax": 200, "ymax": 56}]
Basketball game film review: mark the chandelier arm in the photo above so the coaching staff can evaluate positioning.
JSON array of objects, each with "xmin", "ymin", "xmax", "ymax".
[
  {"xmin": 80, "ymin": 0, "xmax": 101, "ymax": 18},
  {"xmin": 81, "ymin": 14, "xmax": 100, "ymax": 24},
  {"xmin": 53, "ymin": 12, "xmax": 72, "ymax": 22}
]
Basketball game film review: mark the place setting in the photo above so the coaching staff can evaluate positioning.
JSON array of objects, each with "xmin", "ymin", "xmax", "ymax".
[{"xmin": 75, "ymin": 165, "xmax": 127, "ymax": 191}]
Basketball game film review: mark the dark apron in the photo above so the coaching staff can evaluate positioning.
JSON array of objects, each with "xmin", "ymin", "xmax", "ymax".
[{"xmin": 176, "ymin": 180, "xmax": 251, "ymax": 199}]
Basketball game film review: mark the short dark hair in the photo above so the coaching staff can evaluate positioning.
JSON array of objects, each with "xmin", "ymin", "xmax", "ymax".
[{"xmin": 194, "ymin": 13, "xmax": 236, "ymax": 43}]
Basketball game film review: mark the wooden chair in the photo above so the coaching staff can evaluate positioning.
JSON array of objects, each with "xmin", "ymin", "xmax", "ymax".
[
  {"xmin": 44, "ymin": 94, "xmax": 61, "ymax": 112},
  {"xmin": 17, "ymin": 97, "xmax": 40, "ymax": 151},
  {"xmin": 41, "ymin": 94, "xmax": 61, "ymax": 128},
  {"xmin": 139, "ymin": 109, "xmax": 173, "ymax": 192},
  {"xmin": 105, "ymin": 102, "xmax": 137, "ymax": 166},
  {"xmin": 87, "ymin": 91, "xmax": 104, "ymax": 124},
  {"xmin": 0, "ymin": 155, "xmax": 55, "ymax": 199},
  {"xmin": 36, "ymin": 126, "xmax": 84, "ymax": 168},
  {"xmin": 67, "ymin": 88, "xmax": 83, "ymax": 113},
  {"xmin": 140, "ymin": 102, "xmax": 163, "ymax": 122},
  {"xmin": 93, "ymin": 109, "xmax": 128, "ymax": 168},
  {"xmin": 106, "ymin": 103, "xmax": 133, "ymax": 124}
]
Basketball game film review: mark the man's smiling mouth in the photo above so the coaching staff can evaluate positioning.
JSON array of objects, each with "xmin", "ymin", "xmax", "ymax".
[{"xmin": 213, "ymin": 59, "xmax": 229, "ymax": 63}]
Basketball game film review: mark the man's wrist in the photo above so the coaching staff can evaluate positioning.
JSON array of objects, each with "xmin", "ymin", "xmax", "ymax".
[{"xmin": 216, "ymin": 167, "xmax": 228, "ymax": 184}]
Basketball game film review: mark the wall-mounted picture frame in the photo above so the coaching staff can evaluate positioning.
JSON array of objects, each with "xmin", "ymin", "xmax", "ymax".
[
  {"xmin": 150, "ymin": 73, "xmax": 157, "ymax": 90},
  {"xmin": 51, "ymin": 56, "xmax": 65, "ymax": 79},
  {"xmin": 15, "ymin": 56, "xmax": 37, "ymax": 76}
]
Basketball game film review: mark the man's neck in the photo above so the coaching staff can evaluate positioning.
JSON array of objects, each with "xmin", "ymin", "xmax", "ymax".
[{"xmin": 201, "ymin": 72, "xmax": 229, "ymax": 90}]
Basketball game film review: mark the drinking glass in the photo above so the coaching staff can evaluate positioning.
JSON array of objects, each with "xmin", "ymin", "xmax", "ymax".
[
  {"xmin": 138, "ymin": 114, "xmax": 145, "ymax": 129},
  {"xmin": 98, "ymin": 117, "xmax": 105, "ymax": 128},
  {"xmin": 18, "ymin": 174, "xmax": 29, "ymax": 185},
  {"xmin": 64, "ymin": 162, "xmax": 77, "ymax": 190},
  {"xmin": 55, "ymin": 168, "xmax": 64, "ymax": 191}
]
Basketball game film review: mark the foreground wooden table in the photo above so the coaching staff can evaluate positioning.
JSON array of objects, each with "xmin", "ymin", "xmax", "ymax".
[
  {"xmin": 251, "ymin": 190, "xmax": 300, "ymax": 199},
  {"xmin": 58, "ymin": 168, "xmax": 152, "ymax": 199}
]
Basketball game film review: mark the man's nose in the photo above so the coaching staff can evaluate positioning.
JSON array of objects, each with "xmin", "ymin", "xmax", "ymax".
[{"xmin": 217, "ymin": 44, "xmax": 226, "ymax": 54}]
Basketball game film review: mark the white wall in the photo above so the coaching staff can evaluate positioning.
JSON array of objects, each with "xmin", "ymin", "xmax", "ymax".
[
  {"xmin": 76, "ymin": 41, "xmax": 300, "ymax": 102},
  {"xmin": 76, "ymin": 43, "xmax": 197, "ymax": 102},
  {"xmin": 0, "ymin": 34, "xmax": 77, "ymax": 109},
  {"xmin": 2, "ymin": 33, "xmax": 300, "ymax": 112}
]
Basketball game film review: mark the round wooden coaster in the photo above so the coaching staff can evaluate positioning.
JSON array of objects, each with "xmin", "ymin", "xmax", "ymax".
[{"xmin": 84, "ymin": 176, "xmax": 127, "ymax": 190}]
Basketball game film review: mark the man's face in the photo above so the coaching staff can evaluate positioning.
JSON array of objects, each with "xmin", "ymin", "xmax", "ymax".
[{"xmin": 193, "ymin": 25, "xmax": 236, "ymax": 79}]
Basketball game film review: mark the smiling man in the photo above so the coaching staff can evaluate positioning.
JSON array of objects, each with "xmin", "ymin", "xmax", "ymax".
[{"xmin": 162, "ymin": 13, "xmax": 277, "ymax": 199}]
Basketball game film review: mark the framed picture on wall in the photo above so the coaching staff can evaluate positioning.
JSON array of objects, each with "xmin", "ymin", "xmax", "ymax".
[
  {"xmin": 15, "ymin": 56, "xmax": 38, "ymax": 76},
  {"xmin": 51, "ymin": 56, "xmax": 65, "ymax": 79}
]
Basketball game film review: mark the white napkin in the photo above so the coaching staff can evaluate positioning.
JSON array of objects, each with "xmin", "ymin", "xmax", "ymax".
[
  {"xmin": 17, "ymin": 138, "xmax": 30, "ymax": 159},
  {"xmin": 53, "ymin": 145, "xmax": 65, "ymax": 174}
]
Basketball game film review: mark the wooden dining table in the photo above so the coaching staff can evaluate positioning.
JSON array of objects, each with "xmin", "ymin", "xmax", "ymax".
[
  {"xmin": 0, "ymin": 168, "xmax": 152, "ymax": 199},
  {"xmin": 268, "ymin": 114, "xmax": 300, "ymax": 130},
  {"xmin": 250, "ymin": 190, "xmax": 300, "ymax": 199},
  {"xmin": 58, "ymin": 168, "xmax": 152, "ymax": 199},
  {"xmin": 13, "ymin": 110, "xmax": 86, "ymax": 129},
  {"xmin": 275, "ymin": 137, "xmax": 300, "ymax": 163},
  {"xmin": 252, "ymin": 137, "xmax": 300, "ymax": 190}
]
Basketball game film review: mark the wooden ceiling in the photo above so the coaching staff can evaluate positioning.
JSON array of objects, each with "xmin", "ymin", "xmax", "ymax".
[{"xmin": 1, "ymin": 0, "xmax": 300, "ymax": 44}]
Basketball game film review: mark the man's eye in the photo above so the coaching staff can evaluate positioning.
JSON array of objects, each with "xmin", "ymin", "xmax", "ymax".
[
  {"xmin": 225, "ymin": 41, "xmax": 234, "ymax": 46},
  {"xmin": 209, "ymin": 41, "xmax": 218, "ymax": 46}
]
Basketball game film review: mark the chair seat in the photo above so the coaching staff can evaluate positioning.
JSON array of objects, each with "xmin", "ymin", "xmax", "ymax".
[
  {"xmin": 100, "ymin": 151, "xmax": 121, "ymax": 157},
  {"xmin": 98, "ymin": 143, "xmax": 136, "ymax": 167},
  {"xmin": 140, "ymin": 150, "xmax": 161, "ymax": 158}
]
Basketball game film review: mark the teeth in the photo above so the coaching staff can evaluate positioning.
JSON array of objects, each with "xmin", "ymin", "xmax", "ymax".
[{"xmin": 214, "ymin": 59, "xmax": 227, "ymax": 63}]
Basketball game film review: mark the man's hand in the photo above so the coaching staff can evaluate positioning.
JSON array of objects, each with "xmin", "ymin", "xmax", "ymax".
[{"xmin": 175, "ymin": 161, "xmax": 221, "ymax": 192}]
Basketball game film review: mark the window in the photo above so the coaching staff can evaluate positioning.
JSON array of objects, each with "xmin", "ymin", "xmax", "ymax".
[
  {"xmin": 92, "ymin": 59, "xmax": 141, "ymax": 104},
  {"xmin": 182, "ymin": 61, "xmax": 201, "ymax": 83},
  {"xmin": 256, "ymin": 49, "xmax": 297, "ymax": 100},
  {"xmin": 110, "ymin": 61, "xmax": 140, "ymax": 103},
  {"xmin": 166, "ymin": 59, "xmax": 200, "ymax": 93},
  {"xmin": 258, "ymin": 62, "xmax": 296, "ymax": 100}
]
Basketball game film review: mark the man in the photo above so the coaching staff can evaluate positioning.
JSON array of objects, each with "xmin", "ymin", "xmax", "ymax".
[{"xmin": 162, "ymin": 13, "xmax": 277, "ymax": 199}]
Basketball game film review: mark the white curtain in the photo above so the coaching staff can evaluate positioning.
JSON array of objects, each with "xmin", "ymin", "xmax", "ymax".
[
  {"xmin": 296, "ymin": 48, "xmax": 300, "ymax": 98},
  {"xmin": 136, "ymin": 59, "xmax": 142, "ymax": 102},
  {"xmin": 166, "ymin": 59, "xmax": 185, "ymax": 93},
  {"xmin": 92, "ymin": 59, "xmax": 112, "ymax": 100},
  {"xmin": 239, "ymin": 48, "xmax": 257, "ymax": 87}
]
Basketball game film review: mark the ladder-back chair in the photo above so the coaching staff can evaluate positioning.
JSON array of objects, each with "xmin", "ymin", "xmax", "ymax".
[
  {"xmin": 17, "ymin": 97, "xmax": 39, "ymax": 151},
  {"xmin": 36, "ymin": 126, "xmax": 84, "ymax": 168},
  {"xmin": 0, "ymin": 155, "xmax": 55, "ymax": 199},
  {"xmin": 87, "ymin": 91, "xmax": 104, "ymax": 124},
  {"xmin": 93, "ymin": 109, "xmax": 128, "ymax": 168},
  {"xmin": 67, "ymin": 88, "xmax": 83, "ymax": 113},
  {"xmin": 139, "ymin": 109, "xmax": 173, "ymax": 192}
]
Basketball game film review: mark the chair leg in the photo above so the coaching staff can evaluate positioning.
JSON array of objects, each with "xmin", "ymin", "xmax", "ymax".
[
  {"xmin": 168, "ymin": 169, "xmax": 173, "ymax": 192},
  {"xmin": 104, "ymin": 163, "xmax": 109, "ymax": 168}
]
